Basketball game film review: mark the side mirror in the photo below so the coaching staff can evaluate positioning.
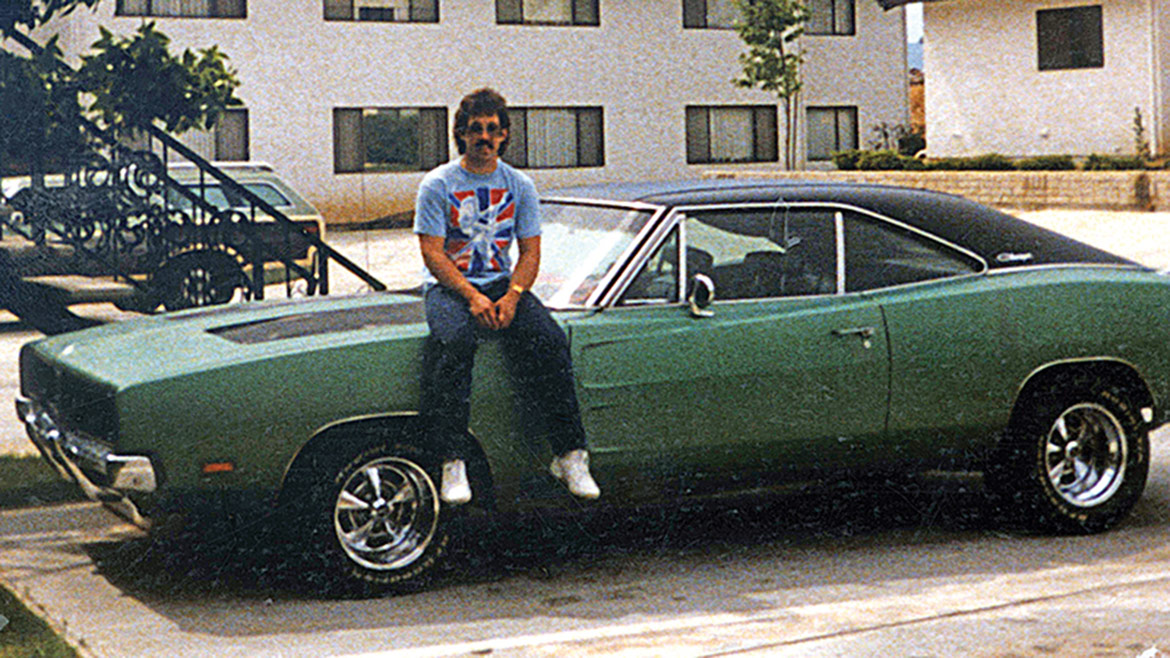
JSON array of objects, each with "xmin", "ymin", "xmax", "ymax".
[{"xmin": 688, "ymin": 273, "xmax": 715, "ymax": 318}]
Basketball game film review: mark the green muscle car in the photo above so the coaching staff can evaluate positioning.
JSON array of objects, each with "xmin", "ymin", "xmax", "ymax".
[{"xmin": 17, "ymin": 179, "xmax": 1170, "ymax": 594}]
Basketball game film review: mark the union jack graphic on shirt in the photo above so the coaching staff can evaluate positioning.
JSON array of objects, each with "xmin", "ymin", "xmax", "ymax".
[{"xmin": 446, "ymin": 186, "xmax": 516, "ymax": 277}]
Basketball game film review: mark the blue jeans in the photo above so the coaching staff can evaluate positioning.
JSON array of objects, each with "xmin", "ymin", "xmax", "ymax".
[{"xmin": 420, "ymin": 279, "xmax": 587, "ymax": 461}]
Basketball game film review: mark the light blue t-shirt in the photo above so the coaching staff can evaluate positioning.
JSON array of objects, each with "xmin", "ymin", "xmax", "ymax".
[{"xmin": 413, "ymin": 160, "xmax": 542, "ymax": 288}]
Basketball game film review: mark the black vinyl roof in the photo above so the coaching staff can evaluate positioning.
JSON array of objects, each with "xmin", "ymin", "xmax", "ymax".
[{"xmin": 544, "ymin": 179, "xmax": 1135, "ymax": 270}]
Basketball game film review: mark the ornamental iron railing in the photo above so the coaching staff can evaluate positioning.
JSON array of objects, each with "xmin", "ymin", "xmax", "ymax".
[{"xmin": 0, "ymin": 29, "xmax": 384, "ymax": 327}]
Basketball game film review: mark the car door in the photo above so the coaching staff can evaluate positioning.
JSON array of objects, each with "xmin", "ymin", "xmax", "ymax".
[{"xmin": 566, "ymin": 205, "xmax": 890, "ymax": 499}]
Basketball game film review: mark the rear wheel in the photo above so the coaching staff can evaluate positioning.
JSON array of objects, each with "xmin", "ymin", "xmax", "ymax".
[
  {"xmin": 156, "ymin": 249, "xmax": 245, "ymax": 311},
  {"xmin": 305, "ymin": 443, "xmax": 450, "ymax": 595},
  {"xmin": 987, "ymin": 377, "xmax": 1149, "ymax": 534}
]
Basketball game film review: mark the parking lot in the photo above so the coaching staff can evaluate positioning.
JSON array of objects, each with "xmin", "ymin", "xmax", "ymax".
[{"xmin": 1, "ymin": 211, "xmax": 1169, "ymax": 657}]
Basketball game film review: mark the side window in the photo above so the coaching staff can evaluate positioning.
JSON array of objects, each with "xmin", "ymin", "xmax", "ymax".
[
  {"xmin": 843, "ymin": 213, "xmax": 981, "ymax": 292},
  {"xmin": 685, "ymin": 208, "xmax": 837, "ymax": 300},
  {"xmin": 620, "ymin": 228, "xmax": 680, "ymax": 305}
]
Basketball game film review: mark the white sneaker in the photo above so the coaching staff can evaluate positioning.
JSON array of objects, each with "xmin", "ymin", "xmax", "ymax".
[
  {"xmin": 550, "ymin": 449, "xmax": 601, "ymax": 499},
  {"xmin": 440, "ymin": 459, "xmax": 471, "ymax": 504}
]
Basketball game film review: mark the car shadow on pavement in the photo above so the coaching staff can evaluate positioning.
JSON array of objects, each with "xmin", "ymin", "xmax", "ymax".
[{"xmin": 74, "ymin": 466, "xmax": 1170, "ymax": 637}]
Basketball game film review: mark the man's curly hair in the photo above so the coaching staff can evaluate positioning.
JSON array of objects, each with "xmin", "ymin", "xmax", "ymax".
[{"xmin": 453, "ymin": 88, "xmax": 511, "ymax": 156}]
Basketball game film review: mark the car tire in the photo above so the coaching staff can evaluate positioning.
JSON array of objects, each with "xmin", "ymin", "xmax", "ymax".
[
  {"xmin": 304, "ymin": 443, "xmax": 450, "ymax": 596},
  {"xmin": 987, "ymin": 376, "xmax": 1149, "ymax": 534},
  {"xmin": 156, "ymin": 249, "xmax": 245, "ymax": 311}
]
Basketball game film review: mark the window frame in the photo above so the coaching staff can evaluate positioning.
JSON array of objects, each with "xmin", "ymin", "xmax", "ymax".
[
  {"xmin": 806, "ymin": 105, "xmax": 859, "ymax": 162},
  {"xmin": 682, "ymin": 0, "xmax": 742, "ymax": 29},
  {"xmin": 805, "ymin": 0, "xmax": 855, "ymax": 36},
  {"xmin": 332, "ymin": 106, "xmax": 449, "ymax": 174},
  {"xmin": 323, "ymin": 0, "xmax": 439, "ymax": 22},
  {"xmin": 1036, "ymin": 4, "xmax": 1104, "ymax": 71},
  {"xmin": 496, "ymin": 0, "xmax": 599, "ymax": 26},
  {"xmin": 115, "ymin": 0, "xmax": 246, "ymax": 18},
  {"xmin": 503, "ymin": 106, "xmax": 605, "ymax": 170},
  {"xmin": 686, "ymin": 105, "xmax": 778, "ymax": 165}
]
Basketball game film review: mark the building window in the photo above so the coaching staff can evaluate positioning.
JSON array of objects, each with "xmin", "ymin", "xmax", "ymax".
[
  {"xmin": 806, "ymin": 0, "xmax": 854, "ymax": 36},
  {"xmin": 496, "ymin": 0, "xmax": 598, "ymax": 25},
  {"xmin": 116, "ymin": 0, "xmax": 246, "ymax": 17},
  {"xmin": 1037, "ymin": 5, "xmax": 1103, "ymax": 71},
  {"xmin": 503, "ymin": 107, "xmax": 604, "ymax": 169},
  {"xmin": 333, "ymin": 107, "xmax": 448, "ymax": 174},
  {"xmin": 682, "ymin": 0, "xmax": 740, "ymax": 29},
  {"xmin": 324, "ymin": 0, "xmax": 438, "ymax": 22},
  {"xmin": 806, "ymin": 106, "xmax": 857, "ymax": 161},
  {"xmin": 686, "ymin": 106, "xmax": 778, "ymax": 164}
]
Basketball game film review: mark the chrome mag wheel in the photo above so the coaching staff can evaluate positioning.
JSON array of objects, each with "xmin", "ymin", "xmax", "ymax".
[
  {"xmin": 1043, "ymin": 402, "xmax": 1127, "ymax": 508},
  {"xmin": 333, "ymin": 456, "xmax": 441, "ymax": 572}
]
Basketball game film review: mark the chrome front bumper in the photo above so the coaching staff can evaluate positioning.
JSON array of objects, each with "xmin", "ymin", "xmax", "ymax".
[{"xmin": 16, "ymin": 397, "xmax": 155, "ymax": 529}]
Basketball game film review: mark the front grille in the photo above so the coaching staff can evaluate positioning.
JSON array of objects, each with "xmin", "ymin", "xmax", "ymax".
[{"xmin": 20, "ymin": 346, "xmax": 119, "ymax": 444}]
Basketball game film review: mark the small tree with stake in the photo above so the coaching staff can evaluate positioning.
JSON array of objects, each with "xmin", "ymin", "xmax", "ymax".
[{"xmin": 732, "ymin": 0, "xmax": 808, "ymax": 170}]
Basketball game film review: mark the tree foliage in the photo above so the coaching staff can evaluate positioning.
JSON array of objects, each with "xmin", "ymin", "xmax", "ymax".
[
  {"xmin": 1, "ymin": 1, "xmax": 240, "ymax": 174},
  {"xmin": 77, "ymin": 23, "xmax": 240, "ymax": 135},
  {"xmin": 732, "ymin": 0, "xmax": 807, "ymax": 169}
]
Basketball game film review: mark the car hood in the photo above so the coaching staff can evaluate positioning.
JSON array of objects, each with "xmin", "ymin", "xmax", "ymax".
[{"xmin": 22, "ymin": 292, "xmax": 430, "ymax": 391}]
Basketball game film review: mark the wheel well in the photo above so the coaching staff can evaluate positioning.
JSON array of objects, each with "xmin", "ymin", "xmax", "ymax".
[
  {"xmin": 277, "ymin": 415, "xmax": 496, "ymax": 510},
  {"xmin": 1011, "ymin": 360, "xmax": 1155, "ymax": 427}
]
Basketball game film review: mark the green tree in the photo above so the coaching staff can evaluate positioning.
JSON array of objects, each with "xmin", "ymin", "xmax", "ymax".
[
  {"xmin": 732, "ymin": 0, "xmax": 807, "ymax": 170},
  {"xmin": 1, "ymin": 1, "xmax": 240, "ymax": 175}
]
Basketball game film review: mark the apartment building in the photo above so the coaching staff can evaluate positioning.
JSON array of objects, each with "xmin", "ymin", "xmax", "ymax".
[
  {"xmin": 902, "ymin": 0, "xmax": 1170, "ymax": 158},
  {"xmin": 30, "ymin": 0, "xmax": 908, "ymax": 223}
]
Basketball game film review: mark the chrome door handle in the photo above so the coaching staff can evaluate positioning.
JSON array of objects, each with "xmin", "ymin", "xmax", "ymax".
[
  {"xmin": 831, "ymin": 326, "xmax": 875, "ymax": 349},
  {"xmin": 831, "ymin": 326, "xmax": 875, "ymax": 339}
]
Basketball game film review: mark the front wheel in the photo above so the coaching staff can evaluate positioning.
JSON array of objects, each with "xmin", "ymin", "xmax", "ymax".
[
  {"xmin": 306, "ymin": 443, "xmax": 449, "ymax": 595},
  {"xmin": 987, "ymin": 378, "xmax": 1150, "ymax": 534}
]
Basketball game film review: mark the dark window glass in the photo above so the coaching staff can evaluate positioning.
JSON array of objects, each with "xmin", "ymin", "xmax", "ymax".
[
  {"xmin": 503, "ymin": 107, "xmax": 604, "ymax": 169},
  {"xmin": 117, "ymin": 0, "xmax": 246, "ymax": 17},
  {"xmin": 333, "ymin": 107, "xmax": 448, "ymax": 174},
  {"xmin": 806, "ymin": 0, "xmax": 854, "ymax": 35},
  {"xmin": 1037, "ymin": 5, "xmax": 1103, "ymax": 70},
  {"xmin": 682, "ymin": 0, "xmax": 740, "ymax": 29},
  {"xmin": 496, "ymin": 0, "xmax": 599, "ymax": 25},
  {"xmin": 685, "ymin": 208, "xmax": 838, "ymax": 300},
  {"xmin": 324, "ymin": 0, "xmax": 439, "ymax": 22},
  {"xmin": 686, "ymin": 106, "xmax": 778, "ymax": 164},
  {"xmin": 806, "ymin": 106, "xmax": 858, "ymax": 161},
  {"xmin": 844, "ymin": 213, "xmax": 980, "ymax": 292}
]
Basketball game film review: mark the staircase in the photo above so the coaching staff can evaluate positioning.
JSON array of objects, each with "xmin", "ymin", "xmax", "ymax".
[{"xmin": 0, "ymin": 31, "xmax": 385, "ymax": 333}]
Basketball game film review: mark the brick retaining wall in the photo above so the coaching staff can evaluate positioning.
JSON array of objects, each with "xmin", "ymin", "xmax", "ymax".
[{"xmin": 713, "ymin": 170, "xmax": 1170, "ymax": 211}]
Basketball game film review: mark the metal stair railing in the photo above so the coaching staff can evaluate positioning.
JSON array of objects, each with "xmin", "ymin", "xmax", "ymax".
[{"xmin": 1, "ymin": 26, "xmax": 386, "ymax": 313}]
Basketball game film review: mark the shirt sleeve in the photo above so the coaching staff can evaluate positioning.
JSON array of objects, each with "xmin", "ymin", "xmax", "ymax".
[
  {"xmin": 512, "ymin": 172, "xmax": 542, "ymax": 240},
  {"xmin": 413, "ymin": 173, "xmax": 448, "ymax": 237}
]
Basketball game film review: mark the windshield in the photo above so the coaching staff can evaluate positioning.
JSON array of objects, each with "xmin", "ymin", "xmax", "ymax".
[
  {"xmin": 166, "ymin": 183, "xmax": 292, "ymax": 212},
  {"xmin": 532, "ymin": 201, "xmax": 657, "ymax": 308}
]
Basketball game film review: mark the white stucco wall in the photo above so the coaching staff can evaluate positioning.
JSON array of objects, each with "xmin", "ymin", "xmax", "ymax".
[
  {"xmin": 22, "ymin": 0, "xmax": 906, "ymax": 223},
  {"xmin": 925, "ymin": 0, "xmax": 1156, "ymax": 158}
]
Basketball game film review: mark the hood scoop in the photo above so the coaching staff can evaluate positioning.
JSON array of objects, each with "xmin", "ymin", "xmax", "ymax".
[{"xmin": 209, "ymin": 302, "xmax": 426, "ymax": 344}]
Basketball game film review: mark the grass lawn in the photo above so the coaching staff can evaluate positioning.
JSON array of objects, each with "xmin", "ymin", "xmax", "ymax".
[
  {"xmin": 0, "ymin": 587, "xmax": 77, "ymax": 658},
  {"xmin": 0, "ymin": 455, "xmax": 84, "ymax": 510},
  {"xmin": 0, "ymin": 455, "xmax": 83, "ymax": 656}
]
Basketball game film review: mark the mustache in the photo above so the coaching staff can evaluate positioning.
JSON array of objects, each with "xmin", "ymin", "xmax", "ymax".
[{"xmin": 475, "ymin": 139, "xmax": 493, "ymax": 148}]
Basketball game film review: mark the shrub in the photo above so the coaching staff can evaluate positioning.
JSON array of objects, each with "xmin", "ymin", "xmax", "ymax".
[
  {"xmin": 963, "ymin": 153, "xmax": 1015, "ymax": 171},
  {"xmin": 857, "ymin": 149, "xmax": 905, "ymax": 170},
  {"xmin": 831, "ymin": 149, "xmax": 864, "ymax": 171},
  {"xmin": 1015, "ymin": 155, "xmax": 1076, "ymax": 171},
  {"xmin": 897, "ymin": 132, "xmax": 926, "ymax": 156},
  {"xmin": 1084, "ymin": 154, "xmax": 1146, "ymax": 170}
]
